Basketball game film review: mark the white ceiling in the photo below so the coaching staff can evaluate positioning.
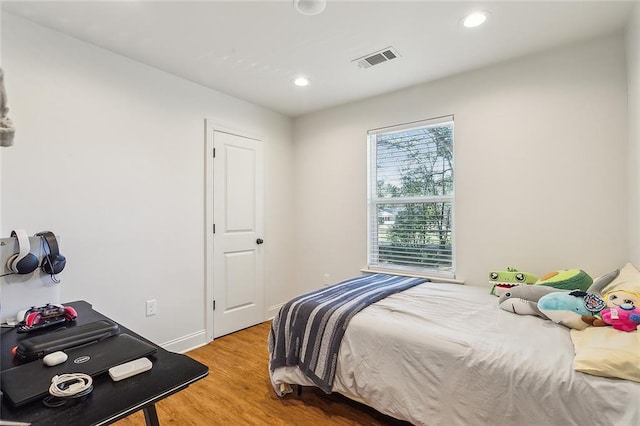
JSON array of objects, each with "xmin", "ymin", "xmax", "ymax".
[{"xmin": 1, "ymin": 1, "xmax": 636, "ymax": 117}]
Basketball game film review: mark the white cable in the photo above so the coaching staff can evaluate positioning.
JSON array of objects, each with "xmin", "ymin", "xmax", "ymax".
[{"xmin": 48, "ymin": 373, "xmax": 93, "ymax": 398}]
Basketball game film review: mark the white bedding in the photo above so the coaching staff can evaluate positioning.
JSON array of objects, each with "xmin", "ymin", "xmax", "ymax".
[{"xmin": 271, "ymin": 282, "xmax": 640, "ymax": 425}]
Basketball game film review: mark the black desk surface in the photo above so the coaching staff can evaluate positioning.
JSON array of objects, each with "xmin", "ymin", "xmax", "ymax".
[{"xmin": 0, "ymin": 301, "xmax": 209, "ymax": 425}]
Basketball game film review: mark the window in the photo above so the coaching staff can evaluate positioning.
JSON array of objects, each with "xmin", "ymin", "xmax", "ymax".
[{"xmin": 367, "ymin": 116, "xmax": 454, "ymax": 276}]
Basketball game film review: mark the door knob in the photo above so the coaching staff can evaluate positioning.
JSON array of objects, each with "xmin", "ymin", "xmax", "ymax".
[{"xmin": 256, "ymin": 238, "xmax": 264, "ymax": 245}]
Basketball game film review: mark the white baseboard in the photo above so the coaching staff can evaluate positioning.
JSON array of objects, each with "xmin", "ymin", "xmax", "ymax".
[
  {"xmin": 267, "ymin": 303, "xmax": 283, "ymax": 320},
  {"xmin": 161, "ymin": 329, "xmax": 208, "ymax": 354},
  {"xmin": 161, "ymin": 308, "xmax": 283, "ymax": 353}
]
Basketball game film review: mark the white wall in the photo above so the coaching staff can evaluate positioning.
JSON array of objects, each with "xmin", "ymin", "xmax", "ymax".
[
  {"xmin": 627, "ymin": 5, "xmax": 640, "ymax": 265},
  {"xmin": 0, "ymin": 13, "xmax": 294, "ymax": 350},
  {"xmin": 293, "ymin": 34, "xmax": 629, "ymax": 290},
  {"xmin": 0, "ymin": 7, "xmax": 4, "ymax": 229}
]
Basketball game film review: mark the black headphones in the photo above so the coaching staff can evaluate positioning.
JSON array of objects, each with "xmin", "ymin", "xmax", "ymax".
[
  {"xmin": 36, "ymin": 231, "xmax": 66, "ymax": 275},
  {"xmin": 6, "ymin": 229, "xmax": 39, "ymax": 274}
]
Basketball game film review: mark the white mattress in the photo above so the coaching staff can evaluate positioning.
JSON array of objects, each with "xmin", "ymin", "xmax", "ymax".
[{"xmin": 271, "ymin": 282, "xmax": 640, "ymax": 425}]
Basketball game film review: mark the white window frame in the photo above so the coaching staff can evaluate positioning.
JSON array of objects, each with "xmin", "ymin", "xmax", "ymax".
[{"xmin": 367, "ymin": 115, "xmax": 455, "ymax": 278}]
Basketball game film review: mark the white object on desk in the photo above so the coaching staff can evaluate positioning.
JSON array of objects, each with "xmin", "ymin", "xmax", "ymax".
[
  {"xmin": 43, "ymin": 351, "xmax": 68, "ymax": 367},
  {"xmin": 108, "ymin": 357, "xmax": 153, "ymax": 382}
]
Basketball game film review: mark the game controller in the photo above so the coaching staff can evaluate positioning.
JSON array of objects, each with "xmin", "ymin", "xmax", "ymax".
[{"xmin": 17, "ymin": 303, "xmax": 78, "ymax": 333}]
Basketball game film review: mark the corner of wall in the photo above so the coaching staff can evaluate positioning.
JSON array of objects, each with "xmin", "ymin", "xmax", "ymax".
[
  {"xmin": 627, "ymin": 4, "xmax": 640, "ymax": 265},
  {"xmin": 1, "ymin": 6, "xmax": 4, "ymax": 234}
]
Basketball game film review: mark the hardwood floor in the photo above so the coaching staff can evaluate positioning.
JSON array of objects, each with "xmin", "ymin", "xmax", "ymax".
[{"xmin": 114, "ymin": 321, "xmax": 410, "ymax": 425}]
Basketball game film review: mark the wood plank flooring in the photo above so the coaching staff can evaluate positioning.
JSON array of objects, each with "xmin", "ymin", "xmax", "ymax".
[{"xmin": 114, "ymin": 321, "xmax": 410, "ymax": 425}]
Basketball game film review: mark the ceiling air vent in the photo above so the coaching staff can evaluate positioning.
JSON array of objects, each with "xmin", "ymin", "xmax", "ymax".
[{"xmin": 353, "ymin": 47, "xmax": 401, "ymax": 69}]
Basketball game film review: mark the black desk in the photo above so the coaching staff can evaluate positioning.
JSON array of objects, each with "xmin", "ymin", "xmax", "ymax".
[{"xmin": 0, "ymin": 301, "xmax": 209, "ymax": 425}]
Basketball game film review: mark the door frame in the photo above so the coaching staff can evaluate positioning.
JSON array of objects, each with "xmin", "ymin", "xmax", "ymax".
[{"xmin": 204, "ymin": 119, "xmax": 265, "ymax": 342}]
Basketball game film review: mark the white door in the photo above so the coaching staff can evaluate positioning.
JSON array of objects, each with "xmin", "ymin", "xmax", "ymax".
[{"xmin": 205, "ymin": 124, "xmax": 265, "ymax": 339}]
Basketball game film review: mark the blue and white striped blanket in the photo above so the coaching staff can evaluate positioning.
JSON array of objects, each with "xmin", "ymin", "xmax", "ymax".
[{"xmin": 268, "ymin": 273, "xmax": 429, "ymax": 393}]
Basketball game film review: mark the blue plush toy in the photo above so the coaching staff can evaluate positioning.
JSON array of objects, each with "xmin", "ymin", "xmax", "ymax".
[{"xmin": 538, "ymin": 290, "xmax": 606, "ymax": 330}]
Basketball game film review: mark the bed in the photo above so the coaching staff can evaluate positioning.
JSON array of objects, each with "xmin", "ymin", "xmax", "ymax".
[{"xmin": 268, "ymin": 273, "xmax": 640, "ymax": 426}]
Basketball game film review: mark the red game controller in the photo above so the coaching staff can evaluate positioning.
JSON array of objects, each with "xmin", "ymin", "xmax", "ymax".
[{"xmin": 18, "ymin": 303, "xmax": 78, "ymax": 333}]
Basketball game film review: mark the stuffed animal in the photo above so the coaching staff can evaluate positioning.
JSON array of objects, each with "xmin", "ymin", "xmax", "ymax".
[
  {"xmin": 582, "ymin": 289, "xmax": 640, "ymax": 332},
  {"xmin": 489, "ymin": 267, "xmax": 538, "ymax": 296},
  {"xmin": 498, "ymin": 285, "xmax": 563, "ymax": 319},
  {"xmin": 585, "ymin": 269, "xmax": 620, "ymax": 295},
  {"xmin": 600, "ymin": 306, "xmax": 640, "ymax": 332},
  {"xmin": 536, "ymin": 269, "xmax": 592, "ymax": 291},
  {"xmin": 498, "ymin": 271, "xmax": 616, "ymax": 326},
  {"xmin": 538, "ymin": 290, "xmax": 606, "ymax": 330}
]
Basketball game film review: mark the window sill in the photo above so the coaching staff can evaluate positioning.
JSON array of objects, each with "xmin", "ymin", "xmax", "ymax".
[{"xmin": 361, "ymin": 267, "xmax": 465, "ymax": 285}]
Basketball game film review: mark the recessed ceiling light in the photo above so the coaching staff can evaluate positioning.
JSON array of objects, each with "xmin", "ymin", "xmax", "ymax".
[
  {"xmin": 293, "ymin": 0, "xmax": 327, "ymax": 16},
  {"xmin": 294, "ymin": 77, "xmax": 310, "ymax": 87},
  {"xmin": 463, "ymin": 11, "xmax": 489, "ymax": 28}
]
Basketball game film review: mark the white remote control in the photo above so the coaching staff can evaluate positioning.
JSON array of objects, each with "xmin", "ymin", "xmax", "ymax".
[{"xmin": 108, "ymin": 357, "xmax": 153, "ymax": 382}]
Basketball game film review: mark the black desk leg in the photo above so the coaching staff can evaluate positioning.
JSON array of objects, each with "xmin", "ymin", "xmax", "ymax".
[{"xmin": 143, "ymin": 403, "xmax": 160, "ymax": 426}]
